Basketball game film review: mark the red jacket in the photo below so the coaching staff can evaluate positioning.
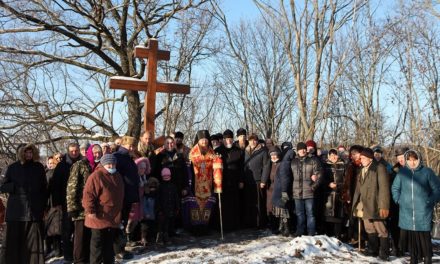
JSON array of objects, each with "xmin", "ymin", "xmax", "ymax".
[{"xmin": 82, "ymin": 166, "xmax": 124, "ymax": 229}]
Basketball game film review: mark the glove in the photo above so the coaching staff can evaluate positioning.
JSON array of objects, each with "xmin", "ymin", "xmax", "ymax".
[
  {"xmin": 68, "ymin": 210, "xmax": 79, "ymax": 219},
  {"xmin": 281, "ymin": 192, "xmax": 289, "ymax": 207},
  {"xmin": 379, "ymin": 209, "xmax": 389, "ymax": 218}
]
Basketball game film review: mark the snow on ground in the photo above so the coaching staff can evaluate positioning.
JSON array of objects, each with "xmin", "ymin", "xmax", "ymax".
[
  {"xmin": 47, "ymin": 229, "xmax": 440, "ymax": 263},
  {"xmin": 121, "ymin": 230, "xmax": 439, "ymax": 264}
]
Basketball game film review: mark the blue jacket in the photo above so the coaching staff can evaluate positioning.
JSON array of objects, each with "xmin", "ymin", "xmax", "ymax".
[{"xmin": 392, "ymin": 150, "xmax": 440, "ymax": 231}]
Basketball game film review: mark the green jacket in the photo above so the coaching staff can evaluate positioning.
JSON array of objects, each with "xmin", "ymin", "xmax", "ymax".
[
  {"xmin": 352, "ymin": 160, "xmax": 390, "ymax": 220},
  {"xmin": 66, "ymin": 159, "xmax": 91, "ymax": 220}
]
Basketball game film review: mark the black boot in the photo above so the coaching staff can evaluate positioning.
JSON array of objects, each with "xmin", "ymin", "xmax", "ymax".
[
  {"xmin": 364, "ymin": 233, "xmax": 379, "ymax": 257},
  {"xmin": 379, "ymin": 237, "xmax": 389, "ymax": 261},
  {"xmin": 270, "ymin": 215, "xmax": 280, "ymax": 234},
  {"xmin": 281, "ymin": 218, "xmax": 290, "ymax": 237}
]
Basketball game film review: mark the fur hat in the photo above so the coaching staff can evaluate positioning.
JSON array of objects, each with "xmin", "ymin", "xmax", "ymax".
[
  {"xmin": 210, "ymin": 133, "xmax": 221, "ymax": 142},
  {"xmin": 372, "ymin": 146, "xmax": 383, "ymax": 153},
  {"xmin": 360, "ymin": 148, "xmax": 374, "ymax": 159},
  {"xmin": 223, "ymin": 129, "xmax": 234, "ymax": 139},
  {"xmin": 100, "ymin": 154, "xmax": 117, "ymax": 165},
  {"xmin": 297, "ymin": 142, "xmax": 307, "ymax": 150},
  {"xmin": 305, "ymin": 140, "xmax": 317, "ymax": 149},
  {"xmin": 236, "ymin": 128, "xmax": 247, "ymax": 137},
  {"xmin": 281, "ymin": 142, "xmax": 293, "ymax": 150},
  {"xmin": 174, "ymin": 131, "xmax": 184, "ymax": 139}
]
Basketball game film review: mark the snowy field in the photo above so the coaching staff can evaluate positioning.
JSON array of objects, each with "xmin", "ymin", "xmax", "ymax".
[
  {"xmin": 121, "ymin": 229, "xmax": 440, "ymax": 264},
  {"xmin": 48, "ymin": 229, "xmax": 440, "ymax": 263}
]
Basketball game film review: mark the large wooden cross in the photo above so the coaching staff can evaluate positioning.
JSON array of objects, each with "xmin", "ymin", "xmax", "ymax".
[{"xmin": 109, "ymin": 38, "xmax": 190, "ymax": 139}]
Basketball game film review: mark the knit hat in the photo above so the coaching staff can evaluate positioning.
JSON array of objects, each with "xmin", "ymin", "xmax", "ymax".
[
  {"xmin": 100, "ymin": 154, "xmax": 117, "ymax": 165},
  {"xmin": 236, "ymin": 128, "xmax": 247, "ymax": 137},
  {"xmin": 223, "ymin": 129, "xmax": 234, "ymax": 139},
  {"xmin": 372, "ymin": 146, "xmax": 383, "ymax": 153},
  {"xmin": 305, "ymin": 140, "xmax": 317, "ymax": 149},
  {"xmin": 360, "ymin": 148, "xmax": 374, "ymax": 159},
  {"xmin": 268, "ymin": 146, "xmax": 281, "ymax": 156},
  {"xmin": 394, "ymin": 147, "xmax": 409, "ymax": 156},
  {"xmin": 297, "ymin": 142, "xmax": 307, "ymax": 150},
  {"xmin": 281, "ymin": 142, "xmax": 293, "ymax": 150},
  {"xmin": 161, "ymin": 167, "xmax": 171, "ymax": 181}
]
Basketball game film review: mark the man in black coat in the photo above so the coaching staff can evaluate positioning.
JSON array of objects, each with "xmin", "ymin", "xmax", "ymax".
[
  {"xmin": 0, "ymin": 144, "xmax": 48, "ymax": 264},
  {"xmin": 213, "ymin": 129, "xmax": 245, "ymax": 231},
  {"xmin": 242, "ymin": 133, "xmax": 270, "ymax": 229},
  {"xmin": 51, "ymin": 142, "xmax": 81, "ymax": 261}
]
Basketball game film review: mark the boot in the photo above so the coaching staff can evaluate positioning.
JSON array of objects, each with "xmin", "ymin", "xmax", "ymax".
[
  {"xmin": 280, "ymin": 218, "xmax": 290, "ymax": 237},
  {"xmin": 379, "ymin": 237, "xmax": 389, "ymax": 261},
  {"xmin": 270, "ymin": 215, "xmax": 280, "ymax": 234},
  {"xmin": 364, "ymin": 233, "xmax": 379, "ymax": 257}
]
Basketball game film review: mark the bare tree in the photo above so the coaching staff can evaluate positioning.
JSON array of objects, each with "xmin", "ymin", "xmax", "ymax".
[{"xmin": 0, "ymin": 0, "xmax": 211, "ymax": 145}]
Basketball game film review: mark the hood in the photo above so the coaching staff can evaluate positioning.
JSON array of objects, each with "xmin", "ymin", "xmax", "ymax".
[
  {"xmin": 86, "ymin": 144, "xmax": 101, "ymax": 171},
  {"xmin": 18, "ymin": 143, "xmax": 40, "ymax": 164},
  {"xmin": 404, "ymin": 149, "xmax": 423, "ymax": 171}
]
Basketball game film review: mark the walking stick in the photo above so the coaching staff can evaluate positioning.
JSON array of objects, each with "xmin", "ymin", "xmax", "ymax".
[
  {"xmin": 218, "ymin": 193, "xmax": 224, "ymax": 240},
  {"xmin": 358, "ymin": 218, "xmax": 361, "ymax": 252},
  {"xmin": 213, "ymin": 155, "xmax": 224, "ymax": 240}
]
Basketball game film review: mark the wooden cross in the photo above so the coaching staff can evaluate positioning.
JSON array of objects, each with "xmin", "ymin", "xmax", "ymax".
[{"xmin": 109, "ymin": 38, "xmax": 190, "ymax": 139}]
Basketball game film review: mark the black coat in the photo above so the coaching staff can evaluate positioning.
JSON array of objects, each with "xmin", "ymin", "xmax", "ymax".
[
  {"xmin": 154, "ymin": 150, "xmax": 188, "ymax": 193},
  {"xmin": 322, "ymin": 158, "xmax": 346, "ymax": 220},
  {"xmin": 0, "ymin": 161, "xmax": 48, "ymax": 221},
  {"xmin": 114, "ymin": 147, "xmax": 140, "ymax": 204},
  {"xmin": 244, "ymin": 145, "xmax": 270, "ymax": 184},
  {"xmin": 157, "ymin": 181, "xmax": 179, "ymax": 218},
  {"xmin": 214, "ymin": 145, "xmax": 244, "ymax": 231},
  {"xmin": 51, "ymin": 155, "xmax": 79, "ymax": 208}
]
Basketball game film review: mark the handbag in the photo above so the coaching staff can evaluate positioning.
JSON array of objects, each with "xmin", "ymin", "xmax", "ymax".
[
  {"xmin": 432, "ymin": 203, "xmax": 440, "ymax": 239},
  {"xmin": 45, "ymin": 207, "xmax": 62, "ymax": 236}
]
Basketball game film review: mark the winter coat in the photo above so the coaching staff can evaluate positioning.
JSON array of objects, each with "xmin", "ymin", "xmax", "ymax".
[
  {"xmin": 392, "ymin": 150, "xmax": 440, "ymax": 231},
  {"xmin": 267, "ymin": 160, "xmax": 282, "ymax": 210},
  {"xmin": 322, "ymin": 158, "xmax": 346, "ymax": 220},
  {"xmin": 352, "ymin": 160, "xmax": 390, "ymax": 220},
  {"xmin": 154, "ymin": 149, "xmax": 188, "ymax": 193},
  {"xmin": 52, "ymin": 154, "xmax": 81, "ymax": 208},
  {"xmin": 279, "ymin": 154, "xmax": 322, "ymax": 200},
  {"xmin": 157, "ymin": 181, "xmax": 179, "ymax": 218},
  {"xmin": 66, "ymin": 159, "xmax": 92, "ymax": 220},
  {"xmin": 113, "ymin": 146, "xmax": 140, "ymax": 205},
  {"xmin": 243, "ymin": 144, "xmax": 270, "ymax": 185},
  {"xmin": 216, "ymin": 145, "xmax": 245, "ymax": 188},
  {"xmin": 0, "ymin": 144, "xmax": 48, "ymax": 222},
  {"xmin": 82, "ymin": 166, "xmax": 125, "ymax": 229}
]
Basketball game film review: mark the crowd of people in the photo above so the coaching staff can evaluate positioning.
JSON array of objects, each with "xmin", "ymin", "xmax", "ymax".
[{"xmin": 0, "ymin": 128, "xmax": 440, "ymax": 264}]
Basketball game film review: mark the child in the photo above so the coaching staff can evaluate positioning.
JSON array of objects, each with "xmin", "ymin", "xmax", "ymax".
[
  {"xmin": 141, "ymin": 177, "xmax": 159, "ymax": 246},
  {"xmin": 126, "ymin": 157, "xmax": 151, "ymax": 247},
  {"xmin": 156, "ymin": 168, "xmax": 179, "ymax": 245}
]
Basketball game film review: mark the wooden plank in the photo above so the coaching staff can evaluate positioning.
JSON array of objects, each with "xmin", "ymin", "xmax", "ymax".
[
  {"xmin": 109, "ymin": 77, "xmax": 147, "ymax": 92},
  {"xmin": 134, "ymin": 46, "xmax": 170, "ymax": 61},
  {"xmin": 157, "ymin": 82, "xmax": 190, "ymax": 94}
]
